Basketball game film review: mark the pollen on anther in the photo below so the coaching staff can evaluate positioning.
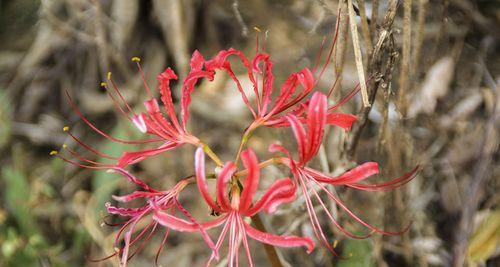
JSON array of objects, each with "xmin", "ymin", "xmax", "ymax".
[
  {"xmin": 131, "ymin": 56, "xmax": 141, "ymax": 62},
  {"xmin": 63, "ymin": 126, "xmax": 70, "ymax": 132},
  {"xmin": 333, "ymin": 240, "xmax": 338, "ymax": 249},
  {"xmin": 62, "ymin": 144, "xmax": 68, "ymax": 149},
  {"xmin": 107, "ymin": 72, "xmax": 112, "ymax": 80},
  {"xmin": 253, "ymin": 26, "xmax": 261, "ymax": 32},
  {"xmin": 49, "ymin": 151, "xmax": 58, "ymax": 156},
  {"xmin": 100, "ymin": 82, "xmax": 107, "ymax": 87}
]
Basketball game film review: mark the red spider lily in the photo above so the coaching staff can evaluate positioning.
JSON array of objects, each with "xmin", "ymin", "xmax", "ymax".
[
  {"xmin": 153, "ymin": 148, "xmax": 314, "ymax": 267},
  {"xmin": 270, "ymin": 92, "xmax": 419, "ymax": 254},
  {"xmin": 59, "ymin": 52, "xmax": 215, "ymax": 169},
  {"xmin": 202, "ymin": 46, "xmax": 358, "ymax": 132},
  {"xmin": 98, "ymin": 168, "xmax": 216, "ymax": 267}
]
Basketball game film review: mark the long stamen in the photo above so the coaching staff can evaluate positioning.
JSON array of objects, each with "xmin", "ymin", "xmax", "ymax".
[
  {"xmin": 127, "ymin": 222, "xmax": 158, "ymax": 260},
  {"xmin": 238, "ymin": 216, "xmax": 254, "ymax": 267},
  {"xmin": 207, "ymin": 214, "xmax": 233, "ymax": 266},
  {"xmin": 298, "ymin": 176, "xmax": 335, "ymax": 253},
  {"xmin": 50, "ymin": 151, "xmax": 112, "ymax": 169},
  {"xmin": 132, "ymin": 57, "xmax": 153, "ymax": 98},
  {"xmin": 315, "ymin": 15, "xmax": 341, "ymax": 87},
  {"xmin": 63, "ymin": 144, "xmax": 111, "ymax": 166},
  {"xmin": 107, "ymin": 72, "xmax": 137, "ymax": 117},
  {"xmin": 86, "ymin": 252, "xmax": 118, "ymax": 262},
  {"xmin": 65, "ymin": 91, "xmax": 162, "ymax": 144},
  {"xmin": 306, "ymin": 176, "xmax": 374, "ymax": 239},
  {"xmin": 312, "ymin": 178, "xmax": 410, "ymax": 235},
  {"xmin": 328, "ymin": 83, "xmax": 361, "ymax": 111},
  {"xmin": 101, "ymin": 82, "xmax": 133, "ymax": 121},
  {"xmin": 327, "ymin": 75, "xmax": 341, "ymax": 98},
  {"xmin": 312, "ymin": 36, "xmax": 327, "ymax": 73},
  {"xmin": 155, "ymin": 228, "xmax": 171, "ymax": 266},
  {"xmin": 254, "ymin": 27, "xmax": 261, "ymax": 54},
  {"xmin": 65, "ymin": 129, "xmax": 119, "ymax": 160}
]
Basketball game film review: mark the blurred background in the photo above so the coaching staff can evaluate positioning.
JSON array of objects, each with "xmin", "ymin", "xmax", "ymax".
[{"xmin": 0, "ymin": 0, "xmax": 498, "ymax": 266}]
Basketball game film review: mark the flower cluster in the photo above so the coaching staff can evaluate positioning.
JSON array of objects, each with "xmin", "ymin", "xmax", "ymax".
[{"xmin": 53, "ymin": 36, "xmax": 418, "ymax": 266}]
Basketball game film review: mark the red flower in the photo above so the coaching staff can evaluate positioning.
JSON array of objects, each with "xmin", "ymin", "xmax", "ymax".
[
  {"xmin": 271, "ymin": 92, "xmax": 419, "ymax": 253},
  {"xmin": 60, "ymin": 52, "xmax": 215, "ymax": 169},
  {"xmin": 100, "ymin": 168, "xmax": 216, "ymax": 267},
  {"xmin": 154, "ymin": 148, "xmax": 314, "ymax": 266},
  {"xmin": 203, "ymin": 48, "xmax": 358, "ymax": 132}
]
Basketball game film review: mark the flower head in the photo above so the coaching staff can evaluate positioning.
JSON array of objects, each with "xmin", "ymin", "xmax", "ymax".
[
  {"xmin": 270, "ymin": 91, "xmax": 419, "ymax": 253},
  {"xmin": 154, "ymin": 147, "xmax": 314, "ymax": 266},
  {"xmin": 55, "ymin": 29, "xmax": 418, "ymax": 265},
  {"xmin": 100, "ymin": 168, "xmax": 215, "ymax": 267}
]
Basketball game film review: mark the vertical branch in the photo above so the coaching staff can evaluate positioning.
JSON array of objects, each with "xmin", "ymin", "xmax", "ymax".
[
  {"xmin": 344, "ymin": 0, "xmax": 399, "ymax": 157},
  {"xmin": 252, "ymin": 214, "xmax": 284, "ymax": 267},
  {"xmin": 232, "ymin": 0, "xmax": 249, "ymax": 37},
  {"xmin": 371, "ymin": 0, "xmax": 379, "ymax": 34},
  {"xmin": 332, "ymin": 1, "xmax": 349, "ymax": 95},
  {"xmin": 91, "ymin": 0, "xmax": 110, "ymax": 74},
  {"xmin": 412, "ymin": 0, "xmax": 427, "ymax": 84},
  {"xmin": 357, "ymin": 0, "xmax": 373, "ymax": 56},
  {"xmin": 347, "ymin": 0, "xmax": 370, "ymax": 108},
  {"xmin": 398, "ymin": 0, "xmax": 412, "ymax": 116}
]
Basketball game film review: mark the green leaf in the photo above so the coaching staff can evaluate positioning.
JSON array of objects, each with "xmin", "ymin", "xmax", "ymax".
[
  {"xmin": 338, "ymin": 239, "xmax": 375, "ymax": 267},
  {"xmin": 468, "ymin": 210, "xmax": 500, "ymax": 264},
  {"xmin": 2, "ymin": 166, "xmax": 38, "ymax": 237},
  {"xmin": 0, "ymin": 89, "xmax": 12, "ymax": 149},
  {"xmin": 91, "ymin": 123, "xmax": 140, "ymax": 213}
]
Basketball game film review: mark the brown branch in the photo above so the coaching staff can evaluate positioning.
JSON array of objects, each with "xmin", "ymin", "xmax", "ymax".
[
  {"xmin": 452, "ymin": 54, "xmax": 499, "ymax": 267},
  {"xmin": 232, "ymin": 0, "xmax": 249, "ymax": 37},
  {"xmin": 398, "ymin": 0, "xmax": 413, "ymax": 117},
  {"xmin": 345, "ymin": 0, "xmax": 399, "ymax": 158},
  {"xmin": 252, "ymin": 214, "xmax": 284, "ymax": 267},
  {"xmin": 357, "ymin": 0, "xmax": 373, "ymax": 56},
  {"xmin": 347, "ymin": 0, "xmax": 370, "ymax": 108}
]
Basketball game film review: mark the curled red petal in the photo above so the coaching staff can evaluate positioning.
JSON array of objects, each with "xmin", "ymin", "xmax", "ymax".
[
  {"xmin": 190, "ymin": 50, "xmax": 205, "ymax": 71},
  {"xmin": 105, "ymin": 202, "xmax": 148, "ymax": 217},
  {"xmin": 153, "ymin": 210, "xmax": 199, "ymax": 232},
  {"xmin": 305, "ymin": 92, "xmax": 327, "ymax": 163},
  {"xmin": 285, "ymin": 114, "xmax": 307, "ymax": 163},
  {"xmin": 216, "ymin": 162, "xmax": 236, "ymax": 211},
  {"xmin": 195, "ymin": 147, "xmax": 222, "ymax": 212},
  {"xmin": 110, "ymin": 167, "xmax": 158, "ymax": 192},
  {"xmin": 112, "ymin": 191, "xmax": 162, "ymax": 203},
  {"xmin": 181, "ymin": 70, "xmax": 214, "ymax": 129},
  {"xmin": 132, "ymin": 114, "xmax": 147, "ymax": 133},
  {"xmin": 305, "ymin": 162, "xmax": 380, "ymax": 185},
  {"xmin": 116, "ymin": 141, "xmax": 179, "ymax": 167},
  {"xmin": 326, "ymin": 113, "xmax": 357, "ymax": 131},
  {"xmin": 252, "ymin": 53, "xmax": 274, "ymax": 114},
  {"xmin": 157, "ymin": 67, "xmax": 181, "ymax": 130},
  {"xmin": 244, "ymin": 221, "xmax": 315, "ymax": 253},
  {"xmin": 239, "ymin": 149, "xmax": 260, "ymax": 211},
  {"xmin": 245, "ymin": 178, "xmax": 296, "ymax": 216},
  {"xmin": 347, "ymin": 165, "xmax": 420, "ymax": 191}
]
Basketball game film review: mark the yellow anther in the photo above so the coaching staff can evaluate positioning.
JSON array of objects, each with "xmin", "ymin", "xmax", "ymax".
[
  {"xmin": 62, "ymin": 144, "xmax": 68, "ymax": 149},
  {"xmin": 100, "ymin": 82, "xmax": 107, "ymax": 87},
  {"xmin": 63, "ymin": 126, "xmax": 69, "ymax": 132},
  {"xmin": 107, "ymin": 72, "xmax": 112, "ymax": 80},
  {"xmin": 49, "ymin": 151, "xmax": 58, "ymax": 156},
  {"xmin": 333, "ymin": 240, "xmax": 338, "ymax": 249},
  {"xmin": 253, "ymin": 26, "xmax": 261, "ymax": 32},
  {"xmin": 131, "ymin": 56, "xmax": 141, "ymax": 62},
  {"xmin": 349, "ymin": 253, "xmax": 353, "ymax": 257}
]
